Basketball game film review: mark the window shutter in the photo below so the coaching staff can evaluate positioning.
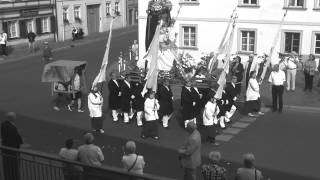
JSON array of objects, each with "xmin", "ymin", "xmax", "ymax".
[
  {"xmin": 2, "ymin": 22, "xmax": 8, "ymax": 34},
  {"xmin": 19, "ymin": 20, "xmax": 27, "ymax": 38},
  {"xmin": 50, "ymin": 16, "xmax": 56, "ymax": 33},
  {"xmin": 36, "ymin": 18, "xmax": 42, "ymax": 34}
]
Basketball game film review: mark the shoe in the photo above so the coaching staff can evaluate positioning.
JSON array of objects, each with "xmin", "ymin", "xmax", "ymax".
[
  {"xmin": 137, "ymin": 124, "xmax": 143, "ymax": 127},
  {"xmin": 99, "ymin": 129, "xmax": 105, "ymax": 134},
  {"xmin": 67, "ymin": 105, "xmax": 72, "ymax": 111},
  {"xmin": 153, "ymin": 136, "xmax": 159, "ymax": 140},
  {"xmin": 113, "ymin": 119, "xmax": 118, "ymax": 122},
  {"xmin": 248, "ymin": 113, "xmax": 257, "ymax": 117},
  {"xmin": 257, "ymin": 112, "xmax": 264, "ymax": 115},
  {"xmin": 53, "ymin": 106, "xmax": 60, "ymax": 111},
  {"xmin": 78, "ymin": 109, "xmax": 84, "ymax": 113}
]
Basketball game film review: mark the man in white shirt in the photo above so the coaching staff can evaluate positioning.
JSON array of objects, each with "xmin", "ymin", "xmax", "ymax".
[
  {"xmin": 0, "ymin": 30, "xmax": 8, "ymax": 56},
  {"xmin": 268, "ymin": 64, "xmax": 286, "ymax": 113},
  {"xmin": 285, "ymin": 53, "xmax": 299, "ymax": 91}
]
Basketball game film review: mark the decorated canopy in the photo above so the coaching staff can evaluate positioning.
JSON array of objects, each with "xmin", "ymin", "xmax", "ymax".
[{"xmin": 41, "ymin": 60, "xmax": 87, "ymax": 83}]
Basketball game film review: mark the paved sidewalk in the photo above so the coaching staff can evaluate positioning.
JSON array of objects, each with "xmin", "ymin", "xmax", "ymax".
[{"xmin": 0, "ymin": 25, "xmax": 138, "ymax": 64}]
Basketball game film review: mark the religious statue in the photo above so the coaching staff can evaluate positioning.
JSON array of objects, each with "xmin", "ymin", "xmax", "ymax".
[{"xmin": 145, "ymin": 0, "xmax": 172, "ymax": 51}]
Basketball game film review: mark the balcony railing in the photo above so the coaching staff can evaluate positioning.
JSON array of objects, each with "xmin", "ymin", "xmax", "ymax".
[{"xmin": 0, "ymin": 145, "xmax": 178, "ymax": 180}]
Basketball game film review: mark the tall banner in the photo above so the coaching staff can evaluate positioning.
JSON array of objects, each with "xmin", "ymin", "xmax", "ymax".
[
  {"xmin": 215, "ymin": 22, "xmax": 236, "ymax": 99},
  {"xmin": 208, "ymin": 8, "xmax": 237, "ymax": 73},
  {"xmin": 260, "ymin": 10, "xmax": 288, "ymax": 81},
  {"xmin": 141, "ymin": 25, "xmax": 161, "ymax": 96},
  {"xmin": 92, "ymin": 18, "xmax": 115, "ymax": 89}
]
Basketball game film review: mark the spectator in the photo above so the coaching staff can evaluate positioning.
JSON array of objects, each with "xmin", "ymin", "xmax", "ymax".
[
  {"xmin": 181, "ymin": 80, "xmax": 197, "ymax": 128},
  {"xmin": 245, "ymin": 71, "xmax": 264, "ymax": 117},
  {"xmin": 68, "ymin": 68, "xmax": 84, "ymax": 112},
  {"xmin": 178, "ymin": 121, "xmax": 201, "ymax": 180},
  {"xmin": 244, "ymin": 54, "xmax": 259, "ymax": 89},
  {"xmin": 131, "ymin": 40, "xmax": 139, "ymax": 61},
  {"xmin": 42, "ymin": 41, "xmax": 53, "ymax": 64},
  {"xmin": 26, "ymin": 31, "xmax": 36, "ymax": 53},
  {"xmin": 303, "ymin": 54, "xmax": 317, "ymax": 92},
  {"xmin": 0, "ymin": 30, "xmax": 8, "ymax": 56},
  {"xmin": 88, "ymin": 86, "xmax": 104, "ymax": 133},
  {"xmin": 235, "ymin": 153, "xmax": 263, "ymax": 180},
  {"xmin": 141, "ymin": 90, "xmax": 160, "ymax": 140},
  {"xmin": 201, "ymin": 151, "xmax": 227, "ymax": 180},
  {"xmin": 122, "ymin": 141, "xmax": 145, "ymax": 175},
  {"xmin": 285, "ymin": 52, "xmax": 299, "ymax": 91},
  {"xmin": 268, "ymin": 64, "xmax": 286, "ymax": 113},
  {"xmin": 231, "ymin": 56, "xmax": 244, "ymax": 95},
  {"xmin": 1, "ymin": 112, "xmax": 23, "ymax": 180},
  {"xmin": 78, "ymin": 133, "xmax": 104, "ymax": 167},
  {"xmin": 131, "ymin": 79, "xmax": 144, "ymax": 127},
  {"xmin": 59, "ymin": 139, "xmax": 82, "ymax": 180}
]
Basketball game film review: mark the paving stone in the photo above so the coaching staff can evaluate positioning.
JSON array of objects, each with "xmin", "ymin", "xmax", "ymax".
[
  {"xmin": 222, "ymin": 127, "xmax": 242, "ymax": 135},
  {"xmin": 232, "ymin": 122, "xmax": 250, "ymax": 128},
  {"xmin": 216, "ymin": 134, "xmax": 233, "ymax": 142},
  {"xmin": 239, "ymin": 117, "xmax": 257, "ymax": 123}
]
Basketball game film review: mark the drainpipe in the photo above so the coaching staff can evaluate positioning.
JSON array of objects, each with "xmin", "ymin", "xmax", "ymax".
[{"xmin": 54, "ymin": 0, "xmax": 59, "ymax": 42}]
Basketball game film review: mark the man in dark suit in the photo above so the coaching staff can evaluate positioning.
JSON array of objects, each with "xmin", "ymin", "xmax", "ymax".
[
  {"xmin": 231, "ymin": 56, "xmax": 244, "ymax": 95},
  {"xmin": 108, "ymin": 72, "xmax": 122, "ymax": 122},
  {"xmin": 178, "ymin": 121, "xmax": 201, "ymax": 180},
  {"xmin": 131, "ymin": 79, "xmax": 145, "ymax": 127},
  {"xmin": 181, "ymin": 81, "xmax": 196, "ymax": 128},
  {"xmin": 1, "ymin": 112, "xmax": 23, "ymax": 180},
  {"xmin": 224, "ymin": 76, "xmax": 238, "ymax": 123},
  {"xmin": 191, "ymin": 81, "xmax": 203, "ymax": 124},
  {"xmin": 120, "ymin": 75, "xmax": 133, "ymax": 123},
  {"xmin": 157, "ymin": 78, "xmax": 173, "ymax": 128}
]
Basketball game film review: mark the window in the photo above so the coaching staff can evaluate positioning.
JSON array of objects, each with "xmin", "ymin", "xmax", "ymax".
[
  {"xmin": 285, "ymin": 0, "xmax": 305, "ymax": 8},
  {"xmin": 41, "ymin": 17, "xmax": 50, "ymax": 33},
  {"xmin": 74, "ymin": 6, "xmax": 81, "ymax": 19},
  {"xmin": 115, "ymin": 2, "xmax": 120, "ymax": 15},
  {"xmin": 26, "ymin": 20, "xmax": 33, "ymax": 33},
  {"xmin": 238, "ymin": 30, "xmax": 257, "ymax": 53},
  {"xmin": 106, "ymin": 2, "xmax": 110, "ymax": 16},
  {"xmin": 284, "ymin": 32, "xmax": 301, "ymax": 53},
  {"xmin": 239, "ymin": 0, "xmax": 258, "ymax": 6},
  {"xmin": 179, "ymin": 0, "xmax": 199, "ymax": 5},
  {"xmin": 8, "ymin": 21, "xmax": 18, "ymax": 38},
  {"xmin": 181, "ymin": 25, "xmax": 197, "ymax": 48},
  {"xmin": 63, "ymin": 7, "xmax": 69, "ymax": 23},
  {"xmin": 314, "ymin": 0, "xmax": 320, "ymax": 9},
  {"xmin": 312, "ymin": 32, "xmax": 320, "ymax": 55}
]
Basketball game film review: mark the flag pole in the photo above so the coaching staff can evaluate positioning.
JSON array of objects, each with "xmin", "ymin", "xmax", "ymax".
[{"xmin": 260, "ymin": 9, "xmax": 288, "ymax": 82}]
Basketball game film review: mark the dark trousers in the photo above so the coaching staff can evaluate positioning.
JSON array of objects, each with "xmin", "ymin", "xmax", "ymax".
[
  {"xmin": 235, "ymin": 82, "xmax": 242, "ymax": 95},
  {"xmin": 183, "ymin": 168, "xmax": 196, "ymax": 180},
  {"xmin": 91, "ymin": 117, "xmax": 103, "ymax": 130},
  {"xmin": 2, "ymin": 151, "xmax": 20, "ymax": 180},
  {"xmin": 272, "ymin": 85, "xmax": 284, "ymax": 112},
  {"xmin": 304, "ymin": 73, "xmax": 314, "ymax": 91},
  {"xmin": 0, "ymin": 44, "xmax": 7, "ymax": 56}
]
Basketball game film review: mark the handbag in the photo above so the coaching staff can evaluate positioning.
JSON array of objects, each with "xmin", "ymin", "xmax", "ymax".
[{"xmin": 127, "ymin": 154, "xmax": 138, "ymax": 172}]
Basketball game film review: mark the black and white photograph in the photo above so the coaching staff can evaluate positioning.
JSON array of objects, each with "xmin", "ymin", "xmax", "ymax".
[{"xmin": 1, "ymin": 0, "xmax": 320, "ymax": 179}]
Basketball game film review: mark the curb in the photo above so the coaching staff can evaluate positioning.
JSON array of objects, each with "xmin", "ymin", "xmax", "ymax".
[
  {"xmin": 284, "ymin": 105, "xmax": 320, "ymax": 113},
  {"xmin": 0, "ymin": 28, "xmax": 138, "ymax": 65}
]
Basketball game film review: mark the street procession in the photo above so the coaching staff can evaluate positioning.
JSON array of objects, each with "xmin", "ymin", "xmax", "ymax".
[{"xmin": 1, "ymin": 0, "xmax": 320, "ymax": 180}]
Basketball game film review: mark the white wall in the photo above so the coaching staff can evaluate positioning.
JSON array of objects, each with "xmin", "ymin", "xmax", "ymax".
[{"xmin": 138, "ymin": 0, "xmax": 320, "ymax": 63}]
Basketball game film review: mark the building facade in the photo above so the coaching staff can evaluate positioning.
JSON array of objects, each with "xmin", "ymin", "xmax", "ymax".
[
  {"xmin": 0, "ymin": 0, "xmax": 55, "ymax": 46},
  {"xmin": 55, "ymin": 0, "xmax": 127, "ymax": 41},
  {"xmin": 138, "ymin": 0, "xmax": 320, "ymax": 62},
  {"xmin": 126, "ymin": 0, "xmax": 138, "ymax": 26}
]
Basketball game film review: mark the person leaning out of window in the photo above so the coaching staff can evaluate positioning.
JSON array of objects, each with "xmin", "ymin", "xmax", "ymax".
[{"xmin": 303, "ymin": 54, "xmax": 317, "ymax": 92}]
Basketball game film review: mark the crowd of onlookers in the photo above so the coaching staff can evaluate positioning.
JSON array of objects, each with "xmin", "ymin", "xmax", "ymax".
[{"xmin": 1, "ymin": 111, "xmax": 269, "ymax": 180}]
